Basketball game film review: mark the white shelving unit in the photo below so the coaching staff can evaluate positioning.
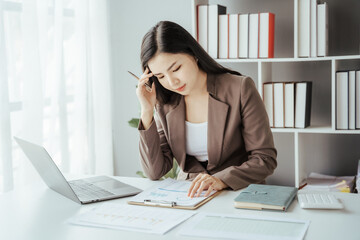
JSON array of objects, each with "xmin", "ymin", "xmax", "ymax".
[{"xmin": 192, "ymin": 0, "xmax": 360, "ymax": 187}]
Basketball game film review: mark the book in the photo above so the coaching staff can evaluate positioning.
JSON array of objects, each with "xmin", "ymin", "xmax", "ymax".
[
  {"xmin": 208, "ymin": 4, "xmax": 226, "ymax": 58},
  {"xmin": 259, "ymin": 12, "xmax": 275, "ymax": 58},
  {"xmin": 263, "ymin": 82, "xmax": 274, "ymax": 127},
  {"xmin": 336, "ymin": 71, "xmax": 349, "ymax": 130},
  {"xmin": 234, "ymin": 184, "xmax": 298, "ymax": 211},
  {"xmin": 317, "ymin": 2, "xmax": 328, "ymax": 57},
  {"xmin": 295, "ymin": 82, "xmax": 312, "ymax": 128},
  {"xmin": 285, "ymin": 82, "xmax": 295, "ymax": 128},
  {"xmin": 298, "ymin": 0, "xmax": 311, "ymax": 57},
  {"xmin": 128, "ymin": 178, "xmax": 220, "ymax": 210},
  {"xmin": 310, "ymin": 0, "xmax": 317, "ymax": 57},
  {"xmin": 249, "ymin": 13, "xmax": 259, "ymax": 58},
  {"xmin": 274, "ymin": 82, "xmax": 285, "ymax": 127},
  {"xmin": 218, "ymin": 14, "xmax": 229, "ymax": 59},
  {"xmin": 228, "ymin": 14, "xmax": 239, "ymax": 59},
  {"xmin": 349, "ymin": 71, "xmax": 356, "ymax": 130},
  {"xmin": 356, "ymin": 71, "xmax": 360, "ymax": 129},
  {"xmin": 238, "ymin": 13, "xmax": 249, "ymax": 58},
  {"xmin": 197, "ymin": 5, "xmax": 208, "ymax": 52}
]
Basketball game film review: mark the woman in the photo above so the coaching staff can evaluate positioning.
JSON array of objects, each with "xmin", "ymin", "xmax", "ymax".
[{"xmin": 136, "ymin": 21, "xmax": 277, "ymax": 198}]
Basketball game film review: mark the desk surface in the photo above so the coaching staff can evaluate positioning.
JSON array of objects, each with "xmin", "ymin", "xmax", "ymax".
[{"xmin": 1, "ymin": 176, "xmax": 359, "ymax": 240}]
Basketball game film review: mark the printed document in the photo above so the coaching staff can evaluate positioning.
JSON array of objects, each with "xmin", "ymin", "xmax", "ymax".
[
  {"xmin": 179, "ymin": 212, "xmax": 310, "ymax": 240},
  {"xmin": 68, "ymin": 202, "xmax": 195, "ymax": 234},
  {"xmin": 128, "ymin": 178, "xmax": 216, "ymax": 207}
]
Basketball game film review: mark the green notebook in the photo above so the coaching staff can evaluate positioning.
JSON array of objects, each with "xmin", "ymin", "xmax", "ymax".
[{"xmin": 234, "ymin": 184, "xmax": 298, "ymax": 211}]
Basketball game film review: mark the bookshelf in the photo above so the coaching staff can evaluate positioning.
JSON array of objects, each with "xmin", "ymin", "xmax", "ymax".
[{"xmin": 192, "ymin": 0, "xmax": 360, "ymax": 187}]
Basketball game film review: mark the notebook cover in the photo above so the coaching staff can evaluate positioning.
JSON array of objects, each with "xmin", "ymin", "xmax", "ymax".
[{"xmin": 234, "ymin": 184, "xmax": 298, "ymax": 211}]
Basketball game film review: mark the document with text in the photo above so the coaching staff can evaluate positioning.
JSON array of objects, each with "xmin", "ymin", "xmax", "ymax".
[
  {"xmin": 179, "ymin": 212, "xmax": 310, "ymax": 240},
  {"xmin": 128, "ymin": 178, "xmax": 217, "ymax": 209},
  {"xmin": 68, "ymin": 202, "xmax": 196, "ymax": 235}
]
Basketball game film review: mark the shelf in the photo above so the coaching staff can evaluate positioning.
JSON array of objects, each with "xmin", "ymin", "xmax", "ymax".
[
  {"xmin": 193, "ymin": 0, "xmax": 360, "ymax": 188},
  {"xmin": 271, "ymin": 126, "xmax": 360, "ymax": 134},
  {"xmin": 216, "ymin": 55, "xmax": 360, "ymax": 63}
]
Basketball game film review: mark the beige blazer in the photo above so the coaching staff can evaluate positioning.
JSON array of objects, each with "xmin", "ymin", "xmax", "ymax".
[{"xmin": 138, "ymin": 73, "xmax": 277, "ymax": 190}]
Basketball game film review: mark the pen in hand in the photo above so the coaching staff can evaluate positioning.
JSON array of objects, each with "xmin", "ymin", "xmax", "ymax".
[{"xmin": 127, "ymin": 70, "xmax": 152, "ymax": 92}]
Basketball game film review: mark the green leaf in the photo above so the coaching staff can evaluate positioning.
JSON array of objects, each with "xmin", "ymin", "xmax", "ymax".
[
  {"xmin": 136, "ymin": 171, "xmax": 147, "ymax": 178},
  {"xmin": 128, "ymin": 118, "xmax": 140, "ymax": 128}
]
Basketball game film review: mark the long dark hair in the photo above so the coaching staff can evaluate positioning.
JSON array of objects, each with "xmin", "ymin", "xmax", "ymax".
[{"xmin": 140, "ymin": 21, "xmax": 241, "ymax": 104}]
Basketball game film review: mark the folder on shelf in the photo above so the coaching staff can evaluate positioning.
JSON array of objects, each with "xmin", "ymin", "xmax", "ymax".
[
  {"xmin": 295, "ymin": 81, "xmax": 312, "ymax": 128},
  {"xmin": 356, "ymin": 71, "xmax": 360, "ymax": 129},
  {"xmin": 263, "ymin": 82, "xmax": 274, "ymax": 127},
  {"xmin": 208, "ymin": 4, "xmax": 226, "ymax": 58},
  {"xmin": 127, "ymin": 178, "xmax": 220, "ymax": 210},
  {"xmin": 285, "ymin": 82, "xmax": 295, "ymax": 128},
  {"xmin": 349, "ymin": 71, "xmax": 356, "ymax": 130},
  {"xmin": 317, "ymin": 2, "xmax": 328, "ymax": 57},
  {"xmin": 229, "ymin": 14, "xmax": 239, "ymax": 59},
  {"xmin": 298, "ymin": 0, "xmax": 311, "ymax": 57},
  {"xmin": 197, "ymin": 5, "xmax": 208, "ymax": 52},
  {"xmin": 238, "ymin": 13, "xmax": 249, "ymax": 58},
  {"xmin": 336, "ymin": 71, "xmax": 349, "ymax": 130},
  {"xmin": 219, "ymin": 14, "xmax": 229, "ymax": 59},
  {"xmin": 310, "ymin": 0, "xmax": 317, "ymax": 57},
  {"xmin": 274, "ymin": 83, "xmax": 285, "ymax": 127},
  {"xmin": 249, "ymin": 13, "xmax": 259, "ymax": 58},
  {"xmin": 259, "ymin": 12, "xmax": 275, "ymax": 58}
]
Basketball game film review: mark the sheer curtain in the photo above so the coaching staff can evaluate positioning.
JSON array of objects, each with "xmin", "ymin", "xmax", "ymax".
[{"xmin": 0, "ymin": 0, "xmax": 113, "ymax": 193}]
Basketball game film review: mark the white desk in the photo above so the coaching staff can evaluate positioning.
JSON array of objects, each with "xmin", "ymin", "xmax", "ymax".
[{"xmin": 1, "ymin": 176, "xmax": 359, "ymax": 240}]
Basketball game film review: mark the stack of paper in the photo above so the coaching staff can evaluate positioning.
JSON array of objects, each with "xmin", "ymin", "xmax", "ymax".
[{"xmin": 302, "ymin": 172, "xmax": 355, "ymax": 193}]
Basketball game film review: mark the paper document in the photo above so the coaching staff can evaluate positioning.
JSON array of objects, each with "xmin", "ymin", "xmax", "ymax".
[
  {"xmin": 128, "ymin": 178, "xmax": 216, "ymax": 207},
  {"xmin": 303, "ymin": 172, "xmax": 355, "ymax": 192},
  {"xmin": 68, "ymin": 202, "xmax": 195, "ymax": 235},
  {"xmin": 179, "ymin": 212, "xmax": 310, "ymax": 240}
]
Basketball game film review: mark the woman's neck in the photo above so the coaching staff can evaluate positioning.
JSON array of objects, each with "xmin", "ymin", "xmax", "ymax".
[{"xmin": 187, "ymin": 70, "xmax": 208, "ymax": 99}]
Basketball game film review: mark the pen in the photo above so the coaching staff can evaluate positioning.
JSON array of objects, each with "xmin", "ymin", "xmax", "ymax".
[
  {"xmin": 143, "ymin": 199, "xmax": 177, "ymax": 207},
  {"xmin": 127, "ymin": 70, "xmax": 152, "ymax": 91}
]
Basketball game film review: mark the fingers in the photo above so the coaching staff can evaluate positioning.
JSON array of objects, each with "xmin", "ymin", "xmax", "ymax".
[
  {"xmin": 187, "ymin": 174, "xmax": 203, "ymax": 197},
  {"xmin": 204, "ymin": 184, "xmax": 214, "ymax": 197},
  {"xmin": 138, "ymin": 67, "xmax": 154, "ymax": 92},
  {"xmin": 196, "ymin": 178, "xmax": 212, "ymax": 197},
  {"xmin": 188, "ymin": 174, "xmax": 211, "ymax": 198},
  {"xmin": 188, "ymin": 174, "xmax": 227, "ymax": 198}
]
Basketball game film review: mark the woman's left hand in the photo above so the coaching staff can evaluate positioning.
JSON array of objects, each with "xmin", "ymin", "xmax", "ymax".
[{"xmin": 187, "ymin": 173, "xmax": 228, "ymax": 198}]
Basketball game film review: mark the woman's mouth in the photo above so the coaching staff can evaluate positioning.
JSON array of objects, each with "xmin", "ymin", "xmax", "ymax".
[{"xmin": 176, "ymin": 84, "xmax": 186, "ymax": 92}]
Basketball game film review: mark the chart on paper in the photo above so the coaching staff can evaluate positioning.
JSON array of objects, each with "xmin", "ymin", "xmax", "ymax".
[
  {"xmin": 68, "ymin": 203, "xmax": 195, "ymax": 235},
  {"xmin": 129, "ymin": 178, "xmax": 216, "ymax": 207}
]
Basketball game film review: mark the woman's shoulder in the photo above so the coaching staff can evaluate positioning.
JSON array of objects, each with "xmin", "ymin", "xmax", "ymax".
[{"xmin": 210, "ymin": 73, "xmax": 257, "ymax": 96}]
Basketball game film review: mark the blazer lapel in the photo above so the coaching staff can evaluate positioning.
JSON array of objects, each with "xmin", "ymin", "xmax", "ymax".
[
  {"xmin": 166, "ymin": 97, "xmax": 186, "ymax": 170},
  {"xmin": 206, "ymin": 74, "xmax": 229, "ymax": 170},
  {"xmin": 207, "ymin": 95, "xmax": 229, "ymax": 170}
]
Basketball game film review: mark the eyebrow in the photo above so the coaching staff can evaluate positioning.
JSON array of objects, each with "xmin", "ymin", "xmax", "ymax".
[{"xmin": 153, "ymin": 61, "xmax": 177, "ymax": 76}]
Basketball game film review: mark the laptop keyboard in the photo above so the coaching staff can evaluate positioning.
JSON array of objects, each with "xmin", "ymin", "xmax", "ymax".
[{"xmin": 69, "ymin": 180, "xmax": 115, "ymax": 201}]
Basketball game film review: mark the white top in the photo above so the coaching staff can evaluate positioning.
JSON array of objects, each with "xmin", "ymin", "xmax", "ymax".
[{"xmin": 185, "ymin": 121, "xmax": 208, "ymax": 162}]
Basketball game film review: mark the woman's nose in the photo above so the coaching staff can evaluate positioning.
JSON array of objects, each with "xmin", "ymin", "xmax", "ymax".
[{"xmin": 168, "ymin": 76, "xmax": 180, "ymax": 88}]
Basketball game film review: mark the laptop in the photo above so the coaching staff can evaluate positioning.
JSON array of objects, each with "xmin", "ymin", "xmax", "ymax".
[{"xmin": 14, "ymin": 137, "xmax": 142, "ymax": 204}]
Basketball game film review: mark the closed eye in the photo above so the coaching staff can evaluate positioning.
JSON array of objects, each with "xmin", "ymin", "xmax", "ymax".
[{"xmin": 173, "ymin": 65, "xmax": 181, "ymax": 72}]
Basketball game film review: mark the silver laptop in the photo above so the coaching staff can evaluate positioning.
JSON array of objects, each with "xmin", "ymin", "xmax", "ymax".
[{"xmin": 14, "ymin": 137, "xmax": 142, "ymax": 204}]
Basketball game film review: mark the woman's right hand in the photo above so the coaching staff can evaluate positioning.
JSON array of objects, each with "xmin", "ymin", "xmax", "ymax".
[{"xmin": 136, "ymin": 67, "xmax": 157, "ymax": 129}]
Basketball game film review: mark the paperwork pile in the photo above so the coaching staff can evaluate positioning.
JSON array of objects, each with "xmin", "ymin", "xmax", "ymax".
[{"xmin": 302, "ymin": 172, "xmax": 355, "ymax": 193}]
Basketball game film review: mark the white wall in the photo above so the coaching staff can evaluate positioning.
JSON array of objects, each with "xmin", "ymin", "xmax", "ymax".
[{"xmin": 108, "ymin": 0, "xmax": 192, "ymax": 177}]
